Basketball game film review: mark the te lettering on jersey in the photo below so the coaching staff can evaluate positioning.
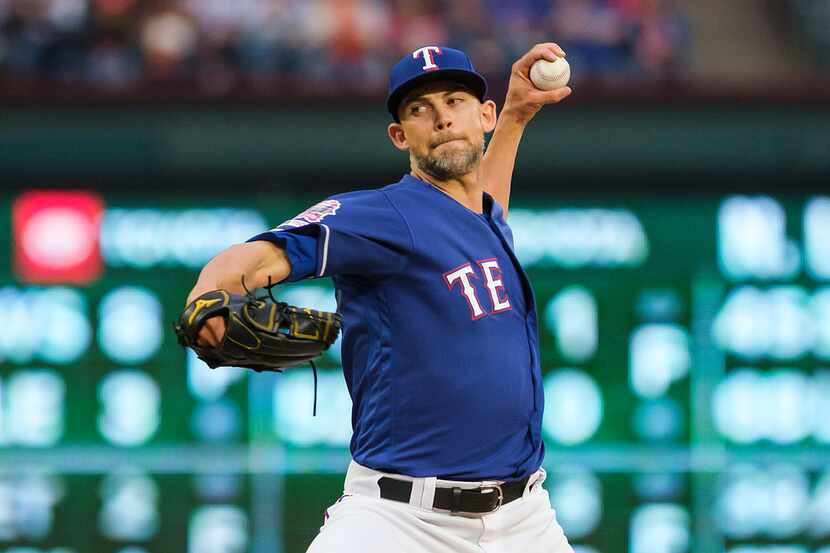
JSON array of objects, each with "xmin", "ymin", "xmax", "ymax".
[{"xmin": 443, "ymin": 259, "xmax": 511, "ymax": 320}]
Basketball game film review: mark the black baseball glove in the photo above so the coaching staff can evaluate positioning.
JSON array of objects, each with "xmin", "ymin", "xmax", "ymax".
[{"xmin": 174, "ymin": 288, "xmax": 342, "ymax": 373}]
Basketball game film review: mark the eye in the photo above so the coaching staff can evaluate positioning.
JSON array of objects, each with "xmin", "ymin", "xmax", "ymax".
[
  {"xmin": 410, "ymin": 104, "xmax": 428, "ymax": 116},
  {"xmin": 447, "ymin": 96, "xmax": 464, "ymax": 106}
]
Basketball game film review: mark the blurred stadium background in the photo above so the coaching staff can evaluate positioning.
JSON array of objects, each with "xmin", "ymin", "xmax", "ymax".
[{"xmin": 1, "ymin": 1, "xmax": 830, "ymax": 553}]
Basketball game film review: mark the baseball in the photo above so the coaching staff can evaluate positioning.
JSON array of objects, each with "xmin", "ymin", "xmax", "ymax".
[{"xmin": 529, "ymin": 57, "xmax": 571, "ymax": 91}]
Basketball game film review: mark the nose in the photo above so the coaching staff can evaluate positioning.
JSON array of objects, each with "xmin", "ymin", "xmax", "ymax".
[{"xmin": 433, "ymin": 105, "xmax": 452, "ymax": 131}]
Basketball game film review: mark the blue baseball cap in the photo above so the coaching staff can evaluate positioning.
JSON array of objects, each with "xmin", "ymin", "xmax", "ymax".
[{"xmin": 386, "ymin": 46, "xmax": 488, "ymax": 122}]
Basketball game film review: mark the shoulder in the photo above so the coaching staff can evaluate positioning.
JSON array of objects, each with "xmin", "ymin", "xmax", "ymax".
[
  {"xmin": 325, "ymin": 188, "xmax": 399, "ymax": 218},
  {"xmin": 320, "ymin": 180, "xmax": 416, "ymax": 234},
  {"xmin": 378, "ymin": 175, "xmax": 429, "ymax": 199},
  {"xmin": 328, "ymin": 177, "xmax": 428, "ymax": 216},
  {"xmin": 276, "ymin": 186, "xmax": 389, "ymax": 230},
  {"xmin": 328, "ymin": 187, "xmax": 386, "ymax": 206},
  {"xmin": 277, "ymin": 177, "xmax": 420, "ymax": 232},
  {"xmin": 332, "ymin": 177, "xmax": 421, "ymax": 199}
]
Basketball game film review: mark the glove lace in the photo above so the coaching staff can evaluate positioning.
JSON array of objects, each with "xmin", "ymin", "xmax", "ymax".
[
  {"xmin": 266, "ymin": 275, "xmax": 280, "ymax": 304},
  {"xmin": 309, "ymin": 359, "xmax": 318, "ymax": 417},
  {"xmin": 241, "ymin": 274, "xmax": 318, "ymax": 417},
  {"xmin": 240, "ymin": 274, "xmax": 269, "ymax": 304}
]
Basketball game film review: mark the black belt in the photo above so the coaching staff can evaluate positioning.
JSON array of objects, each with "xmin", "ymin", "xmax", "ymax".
[{"xmin": 377, "ymin": 475, "xmax": 530, "ymax": 514}]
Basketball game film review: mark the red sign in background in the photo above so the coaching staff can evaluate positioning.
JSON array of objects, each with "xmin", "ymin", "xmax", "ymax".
[{"xmin": 13, "ymin": 190, "xmax": 105, "ymax": 284}]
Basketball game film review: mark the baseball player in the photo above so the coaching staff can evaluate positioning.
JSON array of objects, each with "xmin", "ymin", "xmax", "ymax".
[{"xmin": 186, "ymin": 44, "xmax": 573, "ymax": 553}]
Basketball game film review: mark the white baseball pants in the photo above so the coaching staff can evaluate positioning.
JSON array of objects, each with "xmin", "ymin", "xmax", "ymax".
[{"xmin": 305, "ymin": 461, "xmax": 574, "ymax": 553}]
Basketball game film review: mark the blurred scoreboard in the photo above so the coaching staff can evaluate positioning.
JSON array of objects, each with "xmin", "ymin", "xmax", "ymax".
[{"xmin": 1, "ymin": 190, "xmax": 829, "ymax": 553}]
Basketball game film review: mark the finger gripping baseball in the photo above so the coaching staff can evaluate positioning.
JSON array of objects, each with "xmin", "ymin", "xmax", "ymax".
[{"xmin": 174, "ymin": 289, "xmax": 342, "ymax": 371}]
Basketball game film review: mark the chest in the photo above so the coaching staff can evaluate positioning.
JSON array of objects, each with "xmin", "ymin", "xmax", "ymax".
[{"xmin": 404, "ymin": 209, "xmax": 530, "ymax": 321}]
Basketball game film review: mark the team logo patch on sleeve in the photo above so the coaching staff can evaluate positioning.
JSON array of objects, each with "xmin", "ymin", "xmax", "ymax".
[{"xmin": 276, "ymin": 200, "xmax": 341, "ymax": 229}]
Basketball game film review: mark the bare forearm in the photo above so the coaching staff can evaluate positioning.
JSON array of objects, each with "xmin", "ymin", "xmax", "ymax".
[
  {"xmin": 481, "ymin": 115, "xmax": 526, "ymax": 217},
  {"xmin": 187, "ymin": 241, "xmax": 291, "ymax": 304},
  {"xmin": 482, "ymin": 42, "xmax": 572, "ymax": 217}
]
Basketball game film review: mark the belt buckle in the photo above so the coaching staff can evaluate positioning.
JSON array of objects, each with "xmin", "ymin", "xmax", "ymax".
[{"xmin": 479, "ymin": 484, "xmax": 504, "ymax": 513}]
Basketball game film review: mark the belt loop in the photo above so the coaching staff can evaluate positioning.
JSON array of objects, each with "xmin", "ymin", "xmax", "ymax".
[
  {"xmin": 408, "ymin": 478, "xmax": 424, "ymax": 507},
  {"xmin": 525, "ymin": 468, "xmax": 546, "ymax": 497},
  {"xmin": 345, "ymin": 461, "xmax": 384, "ymax": 498},
  {"xmin": 343, "ymin": 461, "xmax": 359, "ymax": 495},
  {"xmin": 419, "ymin": 476, "xmax": 437, "ymax": 511}
]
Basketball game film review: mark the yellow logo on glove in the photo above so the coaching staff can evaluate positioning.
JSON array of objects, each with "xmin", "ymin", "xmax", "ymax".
[{"xmin": 188, "ymin": 298, "xmax": 222, "ymax": 325}]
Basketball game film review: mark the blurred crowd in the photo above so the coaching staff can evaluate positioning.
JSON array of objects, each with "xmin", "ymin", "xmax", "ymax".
[{"xmin": 0, "ymin": 0, "xmax": 689, "ymax": 97}]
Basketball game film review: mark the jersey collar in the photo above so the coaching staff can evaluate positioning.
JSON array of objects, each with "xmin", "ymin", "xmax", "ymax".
[{"xmin": 402, "ymin": 174, "xmax": 501, "ymax": 220}]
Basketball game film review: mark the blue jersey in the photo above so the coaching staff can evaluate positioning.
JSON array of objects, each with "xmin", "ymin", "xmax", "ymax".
[{"xmin": 248, "ymin": 175, "xmax": 544, "ymax": 481}]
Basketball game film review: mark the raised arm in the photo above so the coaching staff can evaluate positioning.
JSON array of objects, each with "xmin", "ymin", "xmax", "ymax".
[
  {"xmin": 185, "ymin": 240, "xmax": 291, "ymax": 346},
  {"xmin": 481, "ymin": 43, "xmax": 572, "ymax": 217}
]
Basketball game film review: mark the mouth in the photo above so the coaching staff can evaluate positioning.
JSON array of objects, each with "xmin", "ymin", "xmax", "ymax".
[{"xmin": 432, "ymin": 138, "xmax": 464, "ymax": 149}]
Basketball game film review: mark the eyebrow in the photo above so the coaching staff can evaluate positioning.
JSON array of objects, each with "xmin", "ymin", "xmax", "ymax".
[{"xmin": 403, "ymin": 86, "xmax": 469, "ymax": 107}]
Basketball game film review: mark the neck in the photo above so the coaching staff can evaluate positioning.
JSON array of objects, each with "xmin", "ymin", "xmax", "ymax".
[{"xmin": 410, "ymin": 166, "xmax": 484, "ymax": 214}]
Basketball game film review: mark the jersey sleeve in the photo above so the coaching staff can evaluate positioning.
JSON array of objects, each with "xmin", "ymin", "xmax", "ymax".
[
  {"xmin": 246, "ymin": 228, "xmax": 319, "ymax": 282},
  {"xmin": 247, "ymin": 190, "xmax": 413, "ymax": 280}
]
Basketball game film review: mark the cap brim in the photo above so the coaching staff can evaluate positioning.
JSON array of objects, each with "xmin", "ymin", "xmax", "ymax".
[{"xmin": 387, "ymin": 69, "xmax": 487, "ymax": 122}]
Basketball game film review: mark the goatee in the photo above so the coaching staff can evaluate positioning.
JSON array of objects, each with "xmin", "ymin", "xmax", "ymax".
[{"xmin": 415, "ymin": 137, "xmax": 483, "ymax": 181}]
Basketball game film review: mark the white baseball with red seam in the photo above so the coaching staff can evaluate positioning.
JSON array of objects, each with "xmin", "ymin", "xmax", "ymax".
[{"xmin": 529, "ymin": 57, "xmax": 570, "ymax": 91}]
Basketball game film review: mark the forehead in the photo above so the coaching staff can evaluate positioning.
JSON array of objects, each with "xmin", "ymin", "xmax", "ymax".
[{"xmin": 400, "ymin": 80, "xmax": 477, "ymax": 107}]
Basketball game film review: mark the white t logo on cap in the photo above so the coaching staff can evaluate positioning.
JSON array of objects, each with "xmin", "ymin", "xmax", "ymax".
[{"xmin": 412, "ymin": 46, "xmax": 442, "ymax": 71}]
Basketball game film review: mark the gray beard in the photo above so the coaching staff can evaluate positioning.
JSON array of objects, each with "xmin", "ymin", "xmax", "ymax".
[{"xmin": 415, "ymin": 138, "xmax": 483, "ymax": 181}]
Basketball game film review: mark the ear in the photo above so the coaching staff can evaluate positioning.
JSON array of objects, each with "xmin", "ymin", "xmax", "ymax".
[
  {"xmin": 480, "ymin": 99, "xmax": 497, "ymax": 133},
  {"xmin": 387, "ymin": 122, "xmax": 409, "ymax": 151}
]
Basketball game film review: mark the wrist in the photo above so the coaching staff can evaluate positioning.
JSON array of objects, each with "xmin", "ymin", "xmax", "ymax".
[
  {"xmin": 497, "ymin": 106, "xmax": 533, "ymax": 130},
  {"xmin": 187, "ymin": 282, "xmax": 219, "ymax": 305},
  {"xmin": 187, "ymin": 273, "xmax": 236, "ymax": 305}
]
